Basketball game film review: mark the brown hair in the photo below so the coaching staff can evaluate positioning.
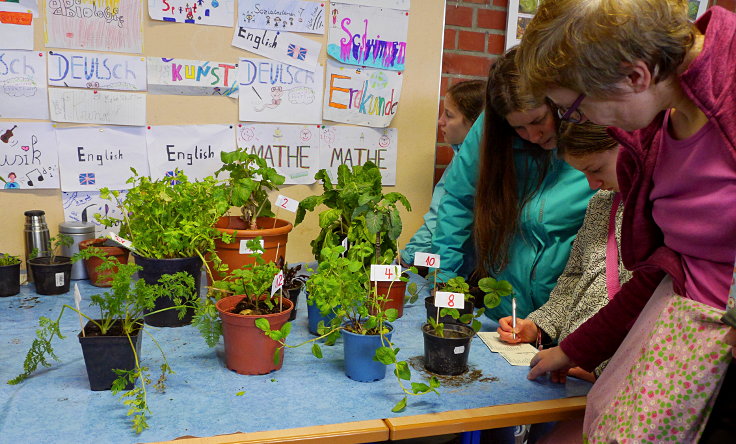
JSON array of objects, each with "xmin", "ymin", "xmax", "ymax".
[
  {"xmin": 516, "ymin": 0, "xmax": 695, "ymax": 99},
  {"xmin": 446, "ymin": 80, "xmax": 486, "ymax": 124},
  {"xmin": 557, "ymin": 121, "xmax": 619, "ymax": 158},
  {"xmin": 473, "ymin": 47, "xmax": 552, "ymax": 277}
]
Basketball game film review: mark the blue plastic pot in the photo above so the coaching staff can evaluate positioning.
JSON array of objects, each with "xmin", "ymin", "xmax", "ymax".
[
  {"xmin": 306, "ymin": 300, "xmax": 337, "ymax": 336},
  {"xmin": 341, "ymin": 322, "xmax": 393, "ymax": 382}
]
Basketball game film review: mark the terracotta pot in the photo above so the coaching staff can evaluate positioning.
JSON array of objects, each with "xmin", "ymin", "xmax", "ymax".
[
  {"xmin": 369, "ymin": 280, "xmax": 407, "ymax": 318},
  {"xmin": 79, "ymin": 238, "xmax": 130, "ymax": 287},
  {"xmin": 210, "ymin": 216, "xmax": 293, "ymax": 280},
  {"xmin": 216, "ymin": 294, "xmax": 294, "ymax": 375}
]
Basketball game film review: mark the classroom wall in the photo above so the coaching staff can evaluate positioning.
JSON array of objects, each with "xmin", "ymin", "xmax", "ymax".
[{"xmin": 0, "ymin": 1, "xmax": 446, "ymax": 268}]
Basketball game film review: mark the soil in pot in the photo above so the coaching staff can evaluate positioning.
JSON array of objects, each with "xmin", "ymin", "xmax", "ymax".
[
  {"xmin": 29, "ymin": 256, "xmax": 72, "ymax": 295},
  {"xmin": 134, "ymin": 254, "xmax": 201, "ymax": 327},
  {"xmin": 422, "ymin": 322, "xmax": 474, "ymax": 376},
  {"xmin": 370, "ymin": 280, "xmax": 407, "ymax": 318},
  {"xmin": 79, "ymin": 238, "xmax": 130, "ymax": 287},
  {"xmin": 0, "ymin": 262, "xmax": 21, "ymax": 297},
  {"xmin": 424, "ymin": 296, "xmax": 474, "ymax": 325},
  {"xmin": 78, "ymin": 320, "xmax": 142, "ymax": 391},
  {"xmin": 341, "ymin": 322, "xmax": 393, "ymax": 382}
]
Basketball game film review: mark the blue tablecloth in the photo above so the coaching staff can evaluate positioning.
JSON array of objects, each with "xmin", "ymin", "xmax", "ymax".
[{"xmin": 0, "ymin": 269, "xmax": 590, "ymax": 444}]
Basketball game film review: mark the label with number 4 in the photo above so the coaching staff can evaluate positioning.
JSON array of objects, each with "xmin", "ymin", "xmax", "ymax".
[
  {"xmin": 414, "ymin": 252, "xmax": 440, "ymax": 269},
  {"xmin": 370, "ymin": 264, "xmax": 401, "ymax": 282},
  {"xmin": 275, "ymin": 194, "xmax": 299, "ymax": 213},
  {"xmin": 271, "ymin": 270, "xmax": 284, "ymax": 296},
  {"xmin": 434, "ymin": 291, "xmax": 464, "ymax": 309}
]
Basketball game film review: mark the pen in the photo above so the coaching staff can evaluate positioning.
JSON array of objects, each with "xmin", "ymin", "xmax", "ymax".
[{"xmin": 511, "ymin": 297, "xmax": 517, "ymax": 340}]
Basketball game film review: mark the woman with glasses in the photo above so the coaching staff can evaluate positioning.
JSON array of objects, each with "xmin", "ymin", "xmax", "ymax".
[{"xmin": 431, "ymin": 47, "xmax": 595, "ymax": 322}]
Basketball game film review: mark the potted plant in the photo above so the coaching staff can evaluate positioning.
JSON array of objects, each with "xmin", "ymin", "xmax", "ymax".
[
  {"xmin": 97, "ymin": 169, "xmax": 230, "ymax": 327},
  {"xmin": 0, "ymin": 253, "xmax": 21, "ymax": 297},
  {"xmin": 78, "ymin": 238, "xmax": 130, "ymax": 287},
  {"xmin": 28, "ymin": 234, "xmax": 74, "ymax": 295},
  {"xmin": 276, "ymin": 257, "xmax": 307, "ymax": 321},
  {"xmin": 8, "ymin": 254, "xmax": 195, "ymax": 434},
  {"xmin": 212, "ymin": 148, "xmax": 292, "ymax": 277},
  {"xmin": 422, "ymin": 276, "xmax": 513, "ymax": 375}
]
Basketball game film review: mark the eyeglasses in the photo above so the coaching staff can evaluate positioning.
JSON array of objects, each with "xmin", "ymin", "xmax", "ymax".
[{"xmin": 557, "ymin": 93, "xmax": 586, "ymax": 123}]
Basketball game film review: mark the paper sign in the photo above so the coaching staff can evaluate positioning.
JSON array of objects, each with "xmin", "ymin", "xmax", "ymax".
[
  {"xmin": 238, "ymin": 58, "xmax": 323, "ymax": 124},
  {"xmin": 74, "ymin": 283, "xmax": 84, "ymax": 332},
  {"xmin": 271, "ymin": 270, "xmax": 284, "ymax": 296},
  {"xmin": 323, "ymin": 59, "xmax": 402, "ymax": 127},
  {"xmin": 275, "ymin": 194, "xmax": 299, "ymax": 213},
  {"xmin": 239, "ymin": 238, "xmax": 265, "ymax": 255},
  {"xmin": 48, "ymin": 50, "xmax": 147, "ymax": 91},
  {"xmin": 238, "ymin": 0, "xmax": 324, "ymax": 34},
  {"xmin": 414, "ymin": 252, "xmax": 440, "ymax": 269},
  {"xmin": 232, "ymin": 26, "xmax": 321, "ymax": 72},
  {"xmin": 370, "ymin": 264, "xmax": 400, "ymax": 282},
  {"xmin": 55, "ymin": 272, "xmax": 64, "ymax": 287},
  {"xmin": 327, "ymin": 3, "xmax": 408, "ymax": 71},
  {"xmin": 55, "ymin": 126, "xmax": 149, "ymax": 191},
  {"xmin": 341, "ymin": 237, "xmax": 348, "ymax": 249},
  {"xmin": 0, "ymin": 50, "xmax": 49, "ymax": 120},
  {"xmin": 62, "ymin": 190, "xmax": 127, "ymax": 236},
  {"xmin": 0, "ymin": 0, "xmax": 39, "ymax": 17},
  {"xmin": 147, "ymin": 57, "xmax": 239, "ymax": 97},
  {"xmin": 434, "ymin": 291, "xmax": 465, "ymax": 310},
  {"xmin": 477, "ymin": 332, "xmax": 539, "ymax": 354},
  {"xmin": 148, "ymin": 0, "xmax": 235, "ymax": 27},
  {"xmin": 237, "ymin": 123, "xmax": 319, "ymax": 185},
  {"xmin": 48, "ymin": 89, "xmax": 147, "ymax": 126},
  {"xmin": 0, "ymin": 122, "xmax": 59, "ymax": 190},
  {"xmin": 336, "ymin": 0, "xmax": 410, "ymax": 9},
  {"xmin": 319, "ymin": 126, "xmax": 397, "ymax": 185},
  {"xmin": 0, "ymin": 10, "xmax": 33, "ymax": 50},
  {"xmin": 108, "ymin": 231, "xmax": 135, "ymax": 251},
  {"xmin": 45, "ymin": 0, "xmax": 143, "ymax": 53},
  {"xmin": 146, "ymin": 124, "xmax": 236, "ymax": 181}
]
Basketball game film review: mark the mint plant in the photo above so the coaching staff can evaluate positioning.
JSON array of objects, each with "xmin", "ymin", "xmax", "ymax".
[{"xmin": 0, "ymin": 253, "xmax": 20, "ymax": 266}]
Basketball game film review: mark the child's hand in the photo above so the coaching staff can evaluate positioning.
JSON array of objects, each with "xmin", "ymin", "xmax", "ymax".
[
  {"xmin": 497, "ymin": 316, "xmax": 538, "ymax": 344},
  {"xmin": 725, "ymin": 327, "xmax": 736, "ymax": 359}
]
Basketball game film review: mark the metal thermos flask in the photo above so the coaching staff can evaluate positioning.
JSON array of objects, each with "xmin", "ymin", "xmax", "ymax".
[
  {"xmin": 24, "ymin": 210, "xmax": 50, "ymax": 283},
  {"xmin": 59, "ymin": 221, "xmax": 95, "ymax": 280}
]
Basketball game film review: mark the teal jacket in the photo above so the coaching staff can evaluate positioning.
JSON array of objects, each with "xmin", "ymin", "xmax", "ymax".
[{"xmin": 432, "ymin": 114, "xmax": 595, "ymax": 320}]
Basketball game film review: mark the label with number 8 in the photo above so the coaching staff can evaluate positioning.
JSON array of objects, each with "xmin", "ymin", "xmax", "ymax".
[
  {"xmin": 414, "ymin": 252, "xmax": 440, "ymax": 269},
  {"xmin": 434, "ymin": 291, "xmax": 464, "ymax": 309}
]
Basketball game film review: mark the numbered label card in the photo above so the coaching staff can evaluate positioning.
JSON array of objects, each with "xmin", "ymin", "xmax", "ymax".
[
  {"xmin": 275, "ymin": 194, "xmax": 299, "ymax": 213},
  {"xmin": 434, "ymin": 291, "xmax": 464, "ymax": 309},
  {"xmin": 370, "ymin": 264, "xmax": 400, "ymax": 282},
  {"xmin": 414, "ymin": 252, "xmax": 440, "ymax": 269},
  {"xmin": 239, "ymin": 238, "xmax": 265, "ymax": 255},
  {"xmin": 271, "ymin": 270, "xmax": 284, "ymax": 296},
  {"xmin": 108, "ymin": 232, "xmax": 135, "ymax": 251}
]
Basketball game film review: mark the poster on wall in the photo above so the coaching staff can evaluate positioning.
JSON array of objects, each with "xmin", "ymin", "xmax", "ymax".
[
  {"xmin": 45, "ymin": 0, "xmax": 143, "ymax": 53},
  {"xmin": 319, "ymin": 126, "xmax": 397, "ymax": 185},
  {"xmin": 236, "ymin": 123, "xmax": 319, "ymax": 184},
  {"xmin": 327, "ymin": 3, "xmax": 408, "ymax": 71},
  {"xmin": 335, "ymin": 0, "xmax": 409, "ymax": 9},
  {"xmin": 62, "ymin": 190, "xmax": 127, "ymax": 236},
  {"xmin": 323, "ymin": 59, "xmax": 401, "ymax": 128},
  {"xmin": 146, "ymin": 124, "xmax": 235, "ymax": 181},
  {"xmin": 0, "ymin": 50, "xmax": 49, "ymax": 120},
  {"xmin": 147, "ymin": 0, "xmax": 235, "ymax": 27},
  {"xmin": 237, "ymin": 0, "xmax": 324, "ymax": 34},
  {"xmin": 55, "ymin": 126, "xmax": 149, "ymax": 191},
  {"xmin": 232, "ymin": 26, "xmax": 321, "ymax": 72},
  {"xmin": 147, "ymin": 57, "xmax": 238, "ymax": 97},
  {"xmin": 0, "ymin": 122, "xmax": 59, "ymax": 190},
  {"xmin": 48, "ymin": 89, "xmax": 146, "ymax": 126},
  {"xmin": 48, "ymin": 50, "xmax": 147, "ymax": 91},
  {"xmin": 0, "ymin": 8, "xmax": 33, "ymax": 50},
  {"xmin": 238, "ymin": 58, "xmax": 323, "ymax": 124},
  {"xmin": 0, "ymin": 0, "xmax": 38, "ymax": 16}
]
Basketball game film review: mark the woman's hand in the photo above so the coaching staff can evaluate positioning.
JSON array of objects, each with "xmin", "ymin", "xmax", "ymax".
[
  {"xmin": 497, "ymin": 316, "xmax": 538, "ymax": 344},
  {"xmin": 528, "ymin": 346, "xmax": 574, "ymax": 382}
]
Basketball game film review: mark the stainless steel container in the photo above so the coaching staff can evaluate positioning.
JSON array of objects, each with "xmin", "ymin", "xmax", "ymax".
[
  {"xmin": 59, "ymin": 221, "xmax": 95, "ymax": 280},
  {"xmin": 24, "ymin": 210, "xmax": 50, "ymax": 283}
]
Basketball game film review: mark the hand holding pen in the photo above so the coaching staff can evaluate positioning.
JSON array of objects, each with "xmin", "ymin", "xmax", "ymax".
[{"xmin": 496, "ymin": 316, "xmax": 539, "ymax": 344}]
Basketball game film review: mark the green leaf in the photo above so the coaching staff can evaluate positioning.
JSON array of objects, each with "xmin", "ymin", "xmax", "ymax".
[
  {"xmin": 373, "ymin": 346, "xmax": 396, "ymax": 365},
  {"xmin": 255, "ymin": 318, "xmax": 270, "ymax": 332},
  {"xmin": 311, "ymin": 343, "xmax": 323, "ymax": 359},
  {"xmin": 365, "ymin": 211, "xmax": 382, "ymax": 234},
  {"xmin": 395, "ymin": 360, "xmax": 411, "ymax": 380},
  {"xmin": 411, "ymin": 382, "xmax": 430, "ymax": 393},
  {"xmin": 391, "ymin": 397, "xmax": 407, "ymax": 413},
  {"xmin": 235, "ymin": 391, "xmax": 245, "ymax": 396}
]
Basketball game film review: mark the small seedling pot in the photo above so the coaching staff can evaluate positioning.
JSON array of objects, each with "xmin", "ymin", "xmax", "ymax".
[
  {"xmin": 78, "ymin": 320, "xmax": 142, "ymax": 391},
  {"xmin": 306, "ymin": 296, "xmax": 337, "ymax": 336},
  {"xmin": 422, "ymin": 322, "xmax": 474, "ymax": 376},
  {"xmin": 424, "ymin": 296, "xmax": 473, "ymax": 325},
  {"xmin": 29, "ymin": 256, "xmax": 72, "ymax": 295},
  {"xmin": 135, "ymin": 254, "xmax": 201, "ymax": 327},
  {"xmin": 341, "ymin": 322, "xmax": 393, "ymax": 382},
  {"xmin": 0, "ymin": 262, "xmax": 21, "ymax": 297},
  {"xmin": 79, "ymin": 238, "xmax": 130, "ymax": 287},
  {"xmin": 285, "ymin": 286, "xmax": 302, "ymax": 321}
]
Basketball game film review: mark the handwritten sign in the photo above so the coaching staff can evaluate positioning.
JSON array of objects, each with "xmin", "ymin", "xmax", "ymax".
[
  {"xmin": 45, "ymin": 0, "xmax": 143, "ymax": 53},
  {"xmin": 0, "ymin": 50, "xmax": 48, "ymax": 120},
  {"xmin": 48, "ymin": 50, "xmax": 147, "ymax": 91},
  {"xmin": 108, "ymin": 231, "xmax": 135, "ymax": 251},
  {"xmin": 434, "ymin": 291, "xmax": 464, "ymax": 309},
  {"xmin": 147, "ymin": 57, "xmax": 238, "ymax": 97},
  {"xmin": 62, "ymin": 190, "xmax": 127, "ymax": 236},
  {"xmin": 327, "ymin": 3, "xmax": 408, "ymax": 71},
  {"xmin": 238, "ymin": 58, "xmax": 323, "ymax": 124},
  {"xmin": 275, "ymin": 194, "xmax": 299, "ymax": 213},
  {"xmin": 319, "ymin": 125, "xmax": 397, "ymax": 185},
  {"xmin": 56, "ymin": 126, "xmax": 149, "ymax": 191},
  {"xmin": 146, "ymin": 124, "xmax": 236, "ymax": 181},
  {"xmin": 271, "ymin": 270, "xmax": 284, "ymax": 296},
  {"xmin": 238, "ymin": 0, "xmax": 324, "ymax": 34},
  {"xmin": 232, "ymin": 26, "xmax": 321, "ymax": 72},
  {"xmin": 370, "ymin": 264, "xmax": 400, "ymax": 282},
  {"xmin": 336, "ymin": 0, "xmax": 410, "ymax": 9},
  {"xmin": 323, "ymin": 59, "xmax": 402, "ymax": 127},
  {"xmin": 0, "ymin": 122, "xmax": 59, "ymax": 190},
  {"xmin": 414, "ymin": 252, "xmax": 440, "ymax": 269},
  {"xmin": 0, "ymin": 0, "xmax": 39, "ymax": 17},
  {"xmin": 237, "ymin": 123, "xmax": 319, "ymax": 185},
  {"xmin": 239, "ymin": 238, "xmax": 265, "ymax": 255},
  {"xmin": 0, "ymin": 10, "xmax": 33, "ymax": 49},
  {"xmin": 148, "ymin": 0, "xmax": 235, "ymax": 27},
  {"xmin": 48, "ymin": 89, "xmax": 146, "ymax": 126}
]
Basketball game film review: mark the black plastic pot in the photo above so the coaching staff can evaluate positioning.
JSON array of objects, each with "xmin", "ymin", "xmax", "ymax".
[
  {"xmin": 78, "ymin": 320, "xmax": 142, "ymax": 391},
  {"xmin": 134, "ymin": 254, "xmax": 201, "ymax": 327},
  {"xmin": 285, "ymin": 286, "xmax": 301, "ymax": 321},
  {"xmin": 422, "ymin": 322, "xmax": 474, "ymax": 375},
  {"xmin": 0, "ymin": 262, "xmax": 21, "ymax": 297},
  {"xmin": 29, "ymin": 257, "xmax": 72, "ymax": 295},
  {"xmin": 424, "ymin": 296, "xmax": 473, "ymax": 325}
]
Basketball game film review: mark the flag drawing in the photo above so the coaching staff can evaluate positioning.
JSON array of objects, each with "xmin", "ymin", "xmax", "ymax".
[
  {"xmin": 79, "ymin": 173, "xmax": 96, "ymax": 186},
  {"xmin": 287, "ymin": 44, "xmax": 307, "ymax": 61}
]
